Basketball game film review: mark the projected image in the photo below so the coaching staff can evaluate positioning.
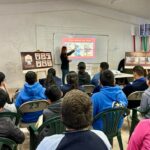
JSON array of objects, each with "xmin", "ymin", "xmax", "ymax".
[{"xmin": 62, "ymin": 38, "xmax": 96, "ymax": 59}]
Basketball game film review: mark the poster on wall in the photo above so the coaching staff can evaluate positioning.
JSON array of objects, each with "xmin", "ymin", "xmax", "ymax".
[
  {"xmin": 125, "ymin": 52, "xmax": 150, "ymax": 69},
  {"xmin": 21, "ymin": 51, "xmax": 53, "ymax": 71}
]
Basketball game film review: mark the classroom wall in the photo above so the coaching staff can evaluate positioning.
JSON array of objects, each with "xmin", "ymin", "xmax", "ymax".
[{"xmin": 0, "ymin": 0, "xmax": 149, "ymax": 88}]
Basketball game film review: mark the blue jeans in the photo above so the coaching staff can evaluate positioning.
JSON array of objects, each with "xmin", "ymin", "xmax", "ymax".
[{"xmin": 62, "ymin": 69, "xmax": 69, "ymax": 84}]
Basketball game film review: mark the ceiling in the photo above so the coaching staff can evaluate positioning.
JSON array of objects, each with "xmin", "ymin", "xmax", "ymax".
[
  {"xmin": 0, "ymin": 0, "xmax": 149, "ymax": 20},
  {"xmin": 82, "ymin": 0, "xmax": 150, "ymax": 20},
  {"xmin": 0, "ymin": 0, "xmax": 51, "ymax": 4}
]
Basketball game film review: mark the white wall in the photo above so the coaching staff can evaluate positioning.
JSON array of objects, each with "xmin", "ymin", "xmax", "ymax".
[{"xmin": 0, "ymin": 0, "xmax": 149, "ymax": 88}]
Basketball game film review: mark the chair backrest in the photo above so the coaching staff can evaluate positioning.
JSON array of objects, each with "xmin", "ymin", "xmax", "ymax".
[
  {"xmin": 29, "ymin": 116, "xmax": 65, "ymax": 150},
  {"xmin": 19, "ymin": 100, "xmax": 49, "ymax": 113},
  {"xmin": 38, "ymin": 116, "xmax": 65, "ymax": 134},
  {"xmin": 82, "ymin": 85, "xmax": 95, "ymax": 94},
  {"xmin": 0, "ymin": 137, "xmax": 17, "ymax": 150},
  {"xmin": 0, "ymin": 112, "xmax": 21, "ymax": 126},
  {"xmin": 128, "ymin": 91, "xmax": 144, "ymax": 101},
  {"xmin": 93, "ymin": 107, "xmax": 128, "ymax": 138}
]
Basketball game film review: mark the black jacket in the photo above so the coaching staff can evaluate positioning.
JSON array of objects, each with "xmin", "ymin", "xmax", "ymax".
[{"xmin": 60, "ymin": 50, "xmax": 75, "ymax": 70}]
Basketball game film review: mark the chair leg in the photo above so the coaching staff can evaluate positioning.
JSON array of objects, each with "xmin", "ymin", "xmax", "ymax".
[
  {"xmin": 129, "ymin": 109, "xmax": 139, "ymax": 138},
  {"xmin": 117, "ymin": 133, "xmax": 123, "ymax": 150}
]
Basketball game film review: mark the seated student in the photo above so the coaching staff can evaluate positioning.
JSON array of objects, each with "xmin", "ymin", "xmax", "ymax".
[
  {"xmin": 39, "ymin": 68, "xmax": 62, "ymax": 88},
  {"xmin": 0, "ymin": 89, "xmax": 25, "ymax": 145},
  {"xmin": 61, "ymin": 71, "xmax": 83, "ymax": 96},
  {"xmin": 0, "ymin": 72, "xmax": 16, "ymax": 112},
  {"xmin": 91, "ymin": 62, "xmax": 109, "ymax": 87},
  {"xmin": 37, "ymin": 90, "xmax": 111, "ymax": 150},
  {"xmin": 36, "ymin": 85, "xmax": 63, "ymax": 143},
  {"xmin": 43, "ymin": 85, "xmax": 62, "ymax": 121},
  {"xmin": 92, "ymin": 70, "xmax": 128, "ymax": 130},
  {"xmin": 127, "ymin": 119, "xmax": 150, "ymax": 150},
  {"xmin": 122, "ymin": 65, "xmax": 148, "ymax": 108},
  {"xmin": 15, "ymin": 71, "xmax": 47, "ymax": 123},
  {"xmin": 123, "ymin": 65, "xmax": 148, "ymax": 96},
  {"xmin": 78, "ymin": 62, "xmax": 91, "ymax": 86},
  {"xmin": 138, "ymin": 73, "xmax": 150, "ymax": 118}
]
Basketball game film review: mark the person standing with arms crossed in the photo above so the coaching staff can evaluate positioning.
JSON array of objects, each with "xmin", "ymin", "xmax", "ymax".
[{"xmin": 60, "ymin": 46, "xmax": 75, "ymax": 84}]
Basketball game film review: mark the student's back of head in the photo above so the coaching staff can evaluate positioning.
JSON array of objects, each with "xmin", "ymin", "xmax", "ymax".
[
  {"xmin": 0, "ymin": 72, "xmax": 5, "ymax": 85},
  {"xmin": 25, "ymin": 71, "xmax": 37, "ymax": 85},
  {"xmin": 62, "ymin": 89, "xmax": 92, "ymax": 130},
  {"xmin": 48, "ymin": 68, "xmax": 56, "ymax": 77},
  {"xmin": 133, "ymin": 65, "xmax": 144, "ymax": 77},
  {"xmin": 66, "ymin": 71, "xmax": 78, "ymax": 89},
  {"xmin": 78, "ymin": 62, "xmax": 86, "ymax": 73},
  {"xmin": 45, "ymin": 73, "xmax": 56, "ymax": 88},
  {"xmin": 0, "ymin": 89, "xmax": 7, "ymax": 109},
  {"xmin": 100, "ymin": 70, "xmax": 114, "ymax": 86},
  {"xmin": 45, "ymin": 85, "xmax": 62, "ymax": 103},
  {"xmin": 100, "ymin": 62, "xmax": 109, "ymax": 72}
]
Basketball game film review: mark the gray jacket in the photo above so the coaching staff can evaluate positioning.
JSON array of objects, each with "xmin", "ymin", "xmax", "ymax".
[
  {"xmin": 43, "ymin": 99, "xmax": 62, "ymax": 121},
  {"xmin": 139, "ymin": 87, "xmax": 150, "ymax": 118}
]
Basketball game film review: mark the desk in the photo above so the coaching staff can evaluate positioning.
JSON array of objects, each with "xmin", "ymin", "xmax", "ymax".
[{"xmin": 115, "ymin": 73, "xmax": 133, "ymax": 79}]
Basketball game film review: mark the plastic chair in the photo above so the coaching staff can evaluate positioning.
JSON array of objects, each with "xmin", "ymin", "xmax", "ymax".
[
  {"xmin": 93, "ymin": 107, "xmax": 128, "ymax": 150},
  {"xmin": 0, "ymin": 137, "xmax": 17, "ymax": 150},
  {"xmin": 28, "ymin": 115, "xmax": 65, "ymax": 150},
  {"xmin": 18, "ymin": 100, "xmax": 49, "ymax": 128},
  {"xmin": 0, "ymin": 112, "xmax": 21, "ymax": 126},
  {"xmin": 82, "ymin": 85, "xmax": 95, "ymax": 96},
  {"xmin": 127, "ymin": 91, "xmax": 144, "ymax": 136},
  {"xmin": 128, "ymin": 91, "xmax": 144, "ymax": 108},
  {"xmin": 129, "ymin": 108, "xmax": 144, "ymax": 138}
]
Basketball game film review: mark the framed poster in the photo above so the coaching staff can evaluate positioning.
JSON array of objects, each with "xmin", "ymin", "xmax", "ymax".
[
  {"xmin": 21, "ymin": 51, "xmax": 53, "ymax": 71},
  {"xmin": 125, "ymin": 52, "xmax": 150, "ymax": 69}
]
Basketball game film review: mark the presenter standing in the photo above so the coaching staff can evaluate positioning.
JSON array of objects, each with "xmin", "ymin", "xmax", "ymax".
[{"xmin": 60, "ymin": 46, "xmax": 75, "ymax": 84}]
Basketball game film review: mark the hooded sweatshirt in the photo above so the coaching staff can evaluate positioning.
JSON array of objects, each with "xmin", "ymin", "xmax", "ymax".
[
  {"xmin": 15, "ymin": 82, "xmax": 46, "ymax": 123},
  {"xmin": 138, "ymin": 87, "xmax": 150, "ymax": 118},
  {"xmin": 92, "ymin": 85, "xmax": 128, "ymax": 130},
  {"xmin": 43, "ymin": 99, "xmax": 62, "ymax": 121}
]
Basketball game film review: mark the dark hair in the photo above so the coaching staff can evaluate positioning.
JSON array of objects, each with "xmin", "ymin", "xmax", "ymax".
[
  {"xmin": 61, "ymin": 46, "xmax": 67, "ymax": 55},
  {"xmin": 0, "ymin": 89, "xmax": 8, "ymax": 108},
  {"xmin": 78, "ymin": 62, "xmax": 86, "ymax": 70},
  {"xmin": 48, "ymin": 68, "xmax": 56, "ymax": 76},
  {"xmin": 133, "ymin": 65, "xmax": 144, "ymax": 76},
  {"xmin": 62, "ymin": 90, "xmax": 92, "ymax": 130},
  {"xmin": 100, "ymin": 70, "xmax": 114, "ymax": 86},
  {"xmin": 25, "ymin": 71, "xmax": 37, "ymax": 85},
  {"xmin": 100, "ymin": 62, "xmax": 109, "ymax": 71},
  {"xmin": 0, "ymin": 72, "xmax": 5, "ymax": 84},
  {"xmin": 45, "ymin": 72, "xmax": 56, "ymax": 88},
  {"xmin": 66, "ymin": 71, "xmax": 78, "ymax": 89},
  {"xmin": 45, "ymin": 85, "xmax": 62, "ymax": 102}
]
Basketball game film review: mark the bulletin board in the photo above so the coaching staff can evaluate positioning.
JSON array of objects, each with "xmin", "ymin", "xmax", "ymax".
[
  {"xmin": 125, "ymin": 52, "xmax": 150, "ymax": 69},
  {"xmin": 21, "ymin": 51, "xmax": 53, "ymax": 71}
]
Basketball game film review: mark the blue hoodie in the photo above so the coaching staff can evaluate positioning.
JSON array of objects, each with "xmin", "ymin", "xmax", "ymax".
[
  {"xmin": 15, "ymin": 82, "xmax": 46, "ymax": 123},
  {"xmin": 92, "ymin": 85, "xmax": 128, "ymax": 130}
]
